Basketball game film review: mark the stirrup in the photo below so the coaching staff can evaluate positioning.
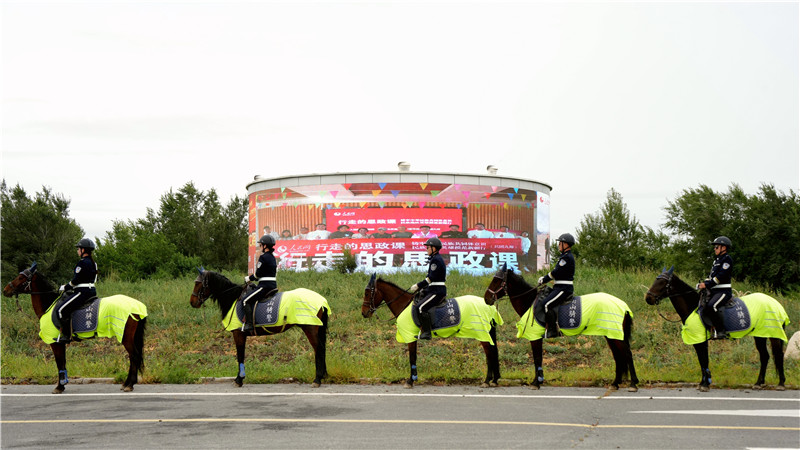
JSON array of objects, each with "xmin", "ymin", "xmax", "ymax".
[
  {"xmin": 546, "ymin": 326, "xmax": 562, "ymax": 339},
  {"xmin": 712, "ymin": 329, "xmax": 728, "ymax": 340}
]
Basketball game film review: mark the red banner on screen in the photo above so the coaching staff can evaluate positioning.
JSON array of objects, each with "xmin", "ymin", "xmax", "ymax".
[
  {"xmin": 275, "ymin": 238, "xmax": 520, "ymax": 255},
  {"xmin": 326, "ymin": 208, "xmax": 463, "ymax": 235}
]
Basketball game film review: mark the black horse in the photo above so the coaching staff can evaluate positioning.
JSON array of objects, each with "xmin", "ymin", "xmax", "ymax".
[
  {"xmin": 190, "ymin": 269, "xmax": 330, "ymax": 387},
  {"xmin": 645, "ymin": 267, "xmax": 789, "ymax": 391},
  {"xmin": 485, "ymin": 264, "xmax": 638, "ymax": 391},
  {"xmin": 3, "ymin": 263, "xmax": 147, "ymax": 393}
]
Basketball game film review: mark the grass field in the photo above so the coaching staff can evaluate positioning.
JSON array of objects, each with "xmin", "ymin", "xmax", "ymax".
[{"xmin": 1, "ymin": 267, "xmax": 797, "ymax": 389}]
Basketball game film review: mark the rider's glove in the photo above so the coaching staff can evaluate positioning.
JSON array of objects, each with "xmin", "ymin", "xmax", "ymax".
[
  {"xmin": 244, "ymin": 276, "xmax": 250, "ymax": 284},
  {"xmin": 409, "ymin": 284, "xmax": 418, "ymax": 293},
  {"xmin": 59, "ymin": 284, "xmax": 67, "ymax": 292},
  {"xmin": 537, "ymin": 277, "xmax": 544, "ymax": 285}
]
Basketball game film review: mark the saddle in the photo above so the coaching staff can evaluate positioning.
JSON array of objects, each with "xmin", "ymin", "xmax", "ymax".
[
  {"xmin": 237, "ymin": 285, "xmax": 283, "ymax": 327},
  {"xmin": 532, "ymin": 287, "xmax": 581, "ymax": 330},
  {"xmin": 698, "ymin": 296, "xmax": 751, "ymax": 333},
  {"xmin": 50, "ymin": 297, "xmax": 101, "ymax": 335},
  {"xmin": 411, "ymin": 298, "xmax": 461, "ymax": 331}
]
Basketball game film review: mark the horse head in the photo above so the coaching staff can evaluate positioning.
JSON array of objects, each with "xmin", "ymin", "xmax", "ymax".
[
  {"xmin": 3, "ymin": 262, "xmax": 38, "ymax": 297},
  {"xmin": 484, "ymin": 263, "xmax": 508, "ymax": 305},
  {"xmin": 190, "ymin": 267, "xmax": 210, "ymax": 308},
  {"xmin": 361, "ymin": 273, "xmax": 378, "ymax": 318},
  {"xmin": 645, "ymin": 266, "xmax": 675, "ymax": 305}
]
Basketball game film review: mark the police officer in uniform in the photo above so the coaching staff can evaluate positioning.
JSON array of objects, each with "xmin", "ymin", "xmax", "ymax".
[
  {"xmin": 56, "ymin": 238, "xmax": 99, "ymax": 343},
  {"xmin": 538, "ymin": 233, "xmax": 576, "ymax": 339},
  {"xmin": 698, "ymin": 236, "xmax": 733, "ymax": 339},
  {"xmin": 410, "ymin": 237, "xmax": 447, "ymax": 340},
  {"xmin": 241, "ymin": 235, "xmax": 278, "ymax": 333}
]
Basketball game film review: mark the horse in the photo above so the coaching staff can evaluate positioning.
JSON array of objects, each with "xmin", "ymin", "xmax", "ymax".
[
  {"xmin": 190, "ymin": 269, "xmax": 330, "ymax": 387},
  {"xmin": 361, "ymin": 273, "xmax": 503, "ymax": 389},
  {"xmin": 644, "ymin": 267, "xmax": 789, "ymax": 391},
  {"xmin": 2, "ymin": 262, "xmax": 147, "ymax": 394},
  {"xmin": 484, "ymin": 264, "xmax": 638, "ymax": 391}
]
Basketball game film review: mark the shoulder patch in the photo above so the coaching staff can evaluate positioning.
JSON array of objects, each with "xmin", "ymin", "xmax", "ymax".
[
  {"xmin": 431, "ymin": 263, "xmax": 438, "ymax": 271},
  {"xmin": 722, "ymin": 263, "xmax": 730, "ymax": 270},
  {"xmin": 558, "ymin": 260, "xmax": 566, "ymax": 267},
  {"xmin": 75, "ymin": 267, "xmax": 82, "ymax": 273},
  {"xmin": 257, "ymin": 261, "xmax": 262, "ymax": 268}
]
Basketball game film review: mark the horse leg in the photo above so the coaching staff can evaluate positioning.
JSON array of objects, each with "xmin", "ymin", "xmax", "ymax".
[
  {"xmin": 693, "ymin": 341, "xmax": 711, "ymax": 392},
  {"xmin": 50, "ymin": 343, "xmax": 68, "ymax": 394},
  {"xmin": 770, "ymin": 337, "xmax": 786, "ymax": 391},
  {"xmin": 405, "ymin": 341, "xmax": 418, "ymax": 389},
  {"xmin": 490, "ymin": 324, "xmax": 501, "ymax": 386},
  {"xmin": 605, "ymin": 337, "xmax": 624, "ymax": 390},
  {"xmin": 623, "ymin": 314, "xmax": 639, "ymax": 392},
  {"xmin": 529, "ymin": 339, "xmax": 544, "ymax": 390},
  {"xmin": 120, "ymin": 317, "xmax": 144, "ymax": 392},
  {"xmin": 302, "ymin": 325, "xmax": 324, "ymax": 388},
  {"xmin": 753, "ymin": 337, "xmax": 769, "ymax": 389},
  {"xmin": 233, "ymin": 331, "xmax": 247, "ymax": 387}
]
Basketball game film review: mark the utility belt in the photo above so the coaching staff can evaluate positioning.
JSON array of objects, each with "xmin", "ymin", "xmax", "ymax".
[
  {"xmin": 258, "ymin": 277, "xmax": 276, "ymax": 282},
  {"xmin": 554, "ymin": 280, "xmax": 573, "ymax": 285},
  {"xmin": 711, "ymin": 284, "xmax": 731, "ymax": 289},
  {"xmin": 73, "ymin": 283, "xmax": 96, "ymax": 289},
  {"xmin": 428, "ymin": 282, "xmax": 446, "ymax": 286}
]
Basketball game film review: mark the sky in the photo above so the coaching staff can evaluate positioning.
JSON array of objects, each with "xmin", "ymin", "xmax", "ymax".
[{"xmin": 2, "ymin": 1, "xmax": 798, "ymax": 241}]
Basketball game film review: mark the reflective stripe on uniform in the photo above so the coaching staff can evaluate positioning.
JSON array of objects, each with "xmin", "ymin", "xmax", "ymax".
[
  {"xmin": 258, "ymin": 277, "xmax": 276, "ymax": 282},
  {"xmin": 554, "ymin": 280, "xmax": 573, "ymax": 285},
  {"xmin": 429, "ymin": 282, "xmax": 446, "ymax": 286},
  {"xmin": 712, "ymin": 284, "xmax": 731, "ymax": 289},
  {"xmin": 73, "ymin": 283, "xmax": 95, "ymax": 288}
]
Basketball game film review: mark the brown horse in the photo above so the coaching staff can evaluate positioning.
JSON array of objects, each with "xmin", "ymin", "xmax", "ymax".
[
  {"xmin": 361, "ymin": 274, "xmax": 502, "ymax": 389},
  {"xmin": 484, "ymin": 264, "xmax": 638, "ymax": 391},
  {"xmin": 2, "ymin": 262, "xmax": 147, "ymax": 394},
  {"xmin": 645, "ymin": 267, "xmax": 788, "ymax": 391},
  {"xmin": 190, "ymin": 269, "xmax": 329, "ymax": 387}
]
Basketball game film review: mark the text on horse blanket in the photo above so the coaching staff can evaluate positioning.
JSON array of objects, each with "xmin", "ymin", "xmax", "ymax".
[
  {"xmin": 411, "ymin": 298, "xmax": 461, "ymax": 331},
  {"xmin": 39, "ymin": 295, "xmax": 148, "ymax": 344},
  {"xmin": 50, "ymin": 298, "xmax": 101, "ymax": 333},
  {"xmin": 395, "ymin": 295, "xmax": 503, "ymax": 344},
  {"xmin": 223, "ymin": 288, "xmax": 330, "ymax": 331},
  {"xmin": 681, "ymin": 293, "xmax": 790, "ymax": 345},
  {"xmin": 698, "ymin": 297, "xmax": 751, "ymax": 332},
  {"xmin": 517, "ymin": 292, "xmax": 631, "ymax": 341}
]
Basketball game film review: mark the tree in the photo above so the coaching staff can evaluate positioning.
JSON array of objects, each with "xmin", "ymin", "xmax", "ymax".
[
  {"xmin": 576, "ymin": 188, "xmax": 669, "ymax": 270},
  {"xmin": 663, "ymin": 183, "xmax": 800, "ymax": 291},
  {"xmin": 1, "ymin": 181, "xmax": 84, "ymax": 282}
]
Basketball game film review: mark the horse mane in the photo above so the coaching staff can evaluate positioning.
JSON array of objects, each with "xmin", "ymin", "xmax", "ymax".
[
  {"xmin": 506, "ymin": 269, "xmax": 533, "ymax": 289},
  {"xmin": 32, "ymin": 271, "xmax": 60, "ymax": 309},
  {"xmin": 667, "ymin": 270, "xmax": 701, "ymax": 309},
  {"xmin": 204, "ymin": 271, "xmax": 242, "ymax": 319},
  {"xmin": 376, "ymin": 277, "xmax": 405, "ymax": 292}
]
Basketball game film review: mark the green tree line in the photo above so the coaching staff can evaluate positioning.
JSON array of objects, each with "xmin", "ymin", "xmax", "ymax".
[{"xmin": 2, "ymin": 180, "xmax": 798, "ymax": 291}]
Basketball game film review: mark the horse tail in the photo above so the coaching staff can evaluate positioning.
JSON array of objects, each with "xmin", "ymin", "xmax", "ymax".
[
  {"xmin": 318, "ymin": 307, "xmax": 329, "ymax": 352},
  {"xmin": 623, "ymin": 312, "xmax": 633, "ymax": 342},
  {"xmin": 133, "ymin": 317, "xmax": 147, "ymax": 374}
]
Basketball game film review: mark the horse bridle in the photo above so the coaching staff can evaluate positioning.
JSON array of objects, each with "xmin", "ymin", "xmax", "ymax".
[
  {"xmin": 486, "ymin": 269, "xmax": 539, "ymax": 303},
  {"xmin": 363, "ymin": 280, "xmax": 411, "ymax": 319},
  {"xmin": 191, "ymin": 272, "xmax": 211, "ymax": 306},
  {"xmin": 646, "ymin": 272, "xmax": 694, "ymax": 305}
]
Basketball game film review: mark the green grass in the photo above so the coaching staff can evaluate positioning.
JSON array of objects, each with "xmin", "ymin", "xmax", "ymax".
[{"xmin": 2, "ymin": 267, "xmax": 797, "ymax": 388}]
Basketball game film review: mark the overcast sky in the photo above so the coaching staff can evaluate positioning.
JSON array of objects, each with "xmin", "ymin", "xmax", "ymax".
[{"xmin": 2, "ymin": 1, "xmax": 798, "ymax": 241}]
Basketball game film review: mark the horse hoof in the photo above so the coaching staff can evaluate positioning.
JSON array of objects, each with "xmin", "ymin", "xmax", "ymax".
[
  {"xmin": 776, "ymin": 385, "xmax": 786, "ymax": 392},
  {"xmin": 403, "ymin": 382, "xmax": 413, "ymax": 389},
  {"xmin": 52, "ymin": 386, "xmax": 64, "ymax": 394},
  {"xmin": 698, "ymin": 385, "xmax": 709, "ymax": 392},
  {"xmin": 311, "ymin": 382, "xmax": 321, "ymax": 388},
  {"xmin": 609, "ymin": 385, "xmax": 619, "ymax": 391},
  {"xmin": 529, "ymin": 384, "xmax": 540, "ymax": 390},
  {"xmin": 480, "ymin": 382, "xmax": 489, "ymax": 388},
  {"xmin": 490, "ymin": 381, "xmax": 499, "ymax": 388},
  {"xmin": 628, "ymin": 386, "xmax": 638, "ymax": 393},
  {"xmin": 752, "ymin": 384, "xmax": 763, "ymax": 390},
  {"xmin": 233, "ymin": 381, "xmax": 243, "ymax": 388},
  {"xmin": 123, "ymin": 386, "xmax": 134, "ymax": 392}
]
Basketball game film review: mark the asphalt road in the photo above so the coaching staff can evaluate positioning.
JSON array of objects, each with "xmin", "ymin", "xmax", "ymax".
[{"xmin": 2, "ymin": 383, "xmax": 798, "ymax": 449}]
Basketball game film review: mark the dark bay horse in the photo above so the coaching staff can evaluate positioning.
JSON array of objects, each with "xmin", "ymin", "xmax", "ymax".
[
  {"xmin": 361, "ymin": 274, "xmax": 502, "ymax": 389},
  {"xmin": 484, "ymin": 264, "xmax": 638, "ymax": 391},
  {"xmin": 645, "ymin": 267, "xmax": 788, "ymax": 391},
  {"xmin": 2, "ymin": 262, "xmax": 147, "ymax": 393},
  {"xmin": 190, "ymin": 269, "xmax": 330, "ymax": 387}
]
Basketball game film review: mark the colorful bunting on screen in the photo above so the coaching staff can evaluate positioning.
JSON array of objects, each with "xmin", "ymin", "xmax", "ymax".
[
  {"xmin": 359, "ymin": 202, "xmax": 367, "ymax": 208},
  {"xmin": 431, "ymin": 190, "xmax": 440, "ymax": 197},
  {"xmin": 343, "ymin": 183, "xmax": 352, "ymax": 190},
  {"xmin": 507, "ymin": 193, "xmax": 514, "ymax": 200},
  {"xmin": 420, "ymin": 183, "xmax": 428, "ymax": 190},
  {"xmin": 521, "ymin": 194, "xmax": 527, "ymax": 201},
  {"xmin": 280, "ymin": 187, "xmax": 286, "ymax": 192},
  {"xmin": 463, "ymin": 191, "xmax": 470, "ymax": 199},
  {"xmin": 378, "ymin": 202, "xmax": 385, "ymax": 209},
  {"xmin": 372, "ymin": 190, "xmax": 381, "ymax": 196},
  {"xmin": 419, "ymin": 202, "xmax": 426, "ymax": 208},
  {"xmin": 391, "ymin": 190, "xmax": 400, "ymax": 198},
  {"xmin": 405, "ymin": 202, "xmax": 414, "ymax": 208},
  {"xmin": 491, "ymin": 186, "xmax": 498, "ymax": 193},
  {"xmin": 378, "ymin": 183, "xmax": 387, "ymax": 190},
  {"xmin": 330, "ymin": 191, "xmax": 338, "ymax": 198},
  {"xmin": 453, "ymin": 184, "xmax": 461, "ymax": 190},
  {"xmin": 514, "ymin": 188, "xmax": 519, "ymax": 193},
  {"xmin": 484, "ymin": 193, "xmax": 492, "ymax": 199}
]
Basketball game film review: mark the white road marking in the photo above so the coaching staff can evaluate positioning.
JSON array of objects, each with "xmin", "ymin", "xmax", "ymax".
[{"xmin": 631, "ymin": 409, "xmax": 800, "ymax": 418}]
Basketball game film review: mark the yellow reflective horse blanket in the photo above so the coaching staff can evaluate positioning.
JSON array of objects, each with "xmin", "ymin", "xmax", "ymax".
[
  {"xmin": 681, "ymin": 293, "xmax": 790, "ymax": 345},
  {"xmin": 222, "ymin": 288, "xmax": 330, "ymax": 331},
  {"xmin": 516, "ymin": 292, "xmax": 631, "ymax": 341},
  {"xmin": 395, "ymin": 295, "xmax": 503, "ymax": 344},
  {"xmin": 39, "ymin": 295, "xmax": 148, "ymax": 344}
]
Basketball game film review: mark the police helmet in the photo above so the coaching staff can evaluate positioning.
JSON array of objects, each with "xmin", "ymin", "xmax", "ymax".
[
  {"xmin": 424, "ymin": 237, "xmax": 442, "ymax": 249},
  {"xmin": 710, "ymin": 236, "xmax": 732, "ymax": 249},
  {"xmin": 258, "ymin": 235, "xmax": 276, "ymax": 248},
  {"xmin": 75, "ymin": 238, "xmax": 96, "ymax": 251},
  {"xmin": 556, "ymin": 233, "xmax": 576, "ymax": 246}
]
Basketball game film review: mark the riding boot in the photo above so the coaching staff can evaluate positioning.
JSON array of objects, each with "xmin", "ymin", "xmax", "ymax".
[
  {"xmin": 418, "ymin": 311, "xmax": 433, "ymax": 340},
  {"xmin": 545, "ymin": 309, "xmax": 562, "ymax": 339},
  {"xmin": 711, "ymin": 310, "xmax": 728, "ymax": 340},
  {"xmin": 58, "ymin": 317, "xmax": 73, "ymax": 343},
  {"xmin": 241, "ymin": 303, "xmax": 255, "ymax": 333}
]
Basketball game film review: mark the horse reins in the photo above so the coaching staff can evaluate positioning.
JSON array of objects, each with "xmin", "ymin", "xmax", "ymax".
[
  {"xmin": 648, "ymin": 273, "xmax": 693, "ymax": 323},
  {"xmin": 364, "ymin": 282, "xmax": 412, "ymax": 320}
]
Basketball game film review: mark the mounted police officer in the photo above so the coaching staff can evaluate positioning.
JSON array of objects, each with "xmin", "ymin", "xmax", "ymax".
[
  {"xmin": 409, "ymin": 237, "xmax": 447, "ymax": 340},
  {"xmin": 538, "ymin": 233, "xmax": 575, "ymax": 339},
  {"xmin": 56, "ymin": 238, "xmax": 99, "ymax": 343},
  {"xmin": 241, "ymin": 234, "xmax": 278, "ymax": 333},
  {"xmin": 698, "ymin": 236, "xmax": 733, "ymax": 339}
]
